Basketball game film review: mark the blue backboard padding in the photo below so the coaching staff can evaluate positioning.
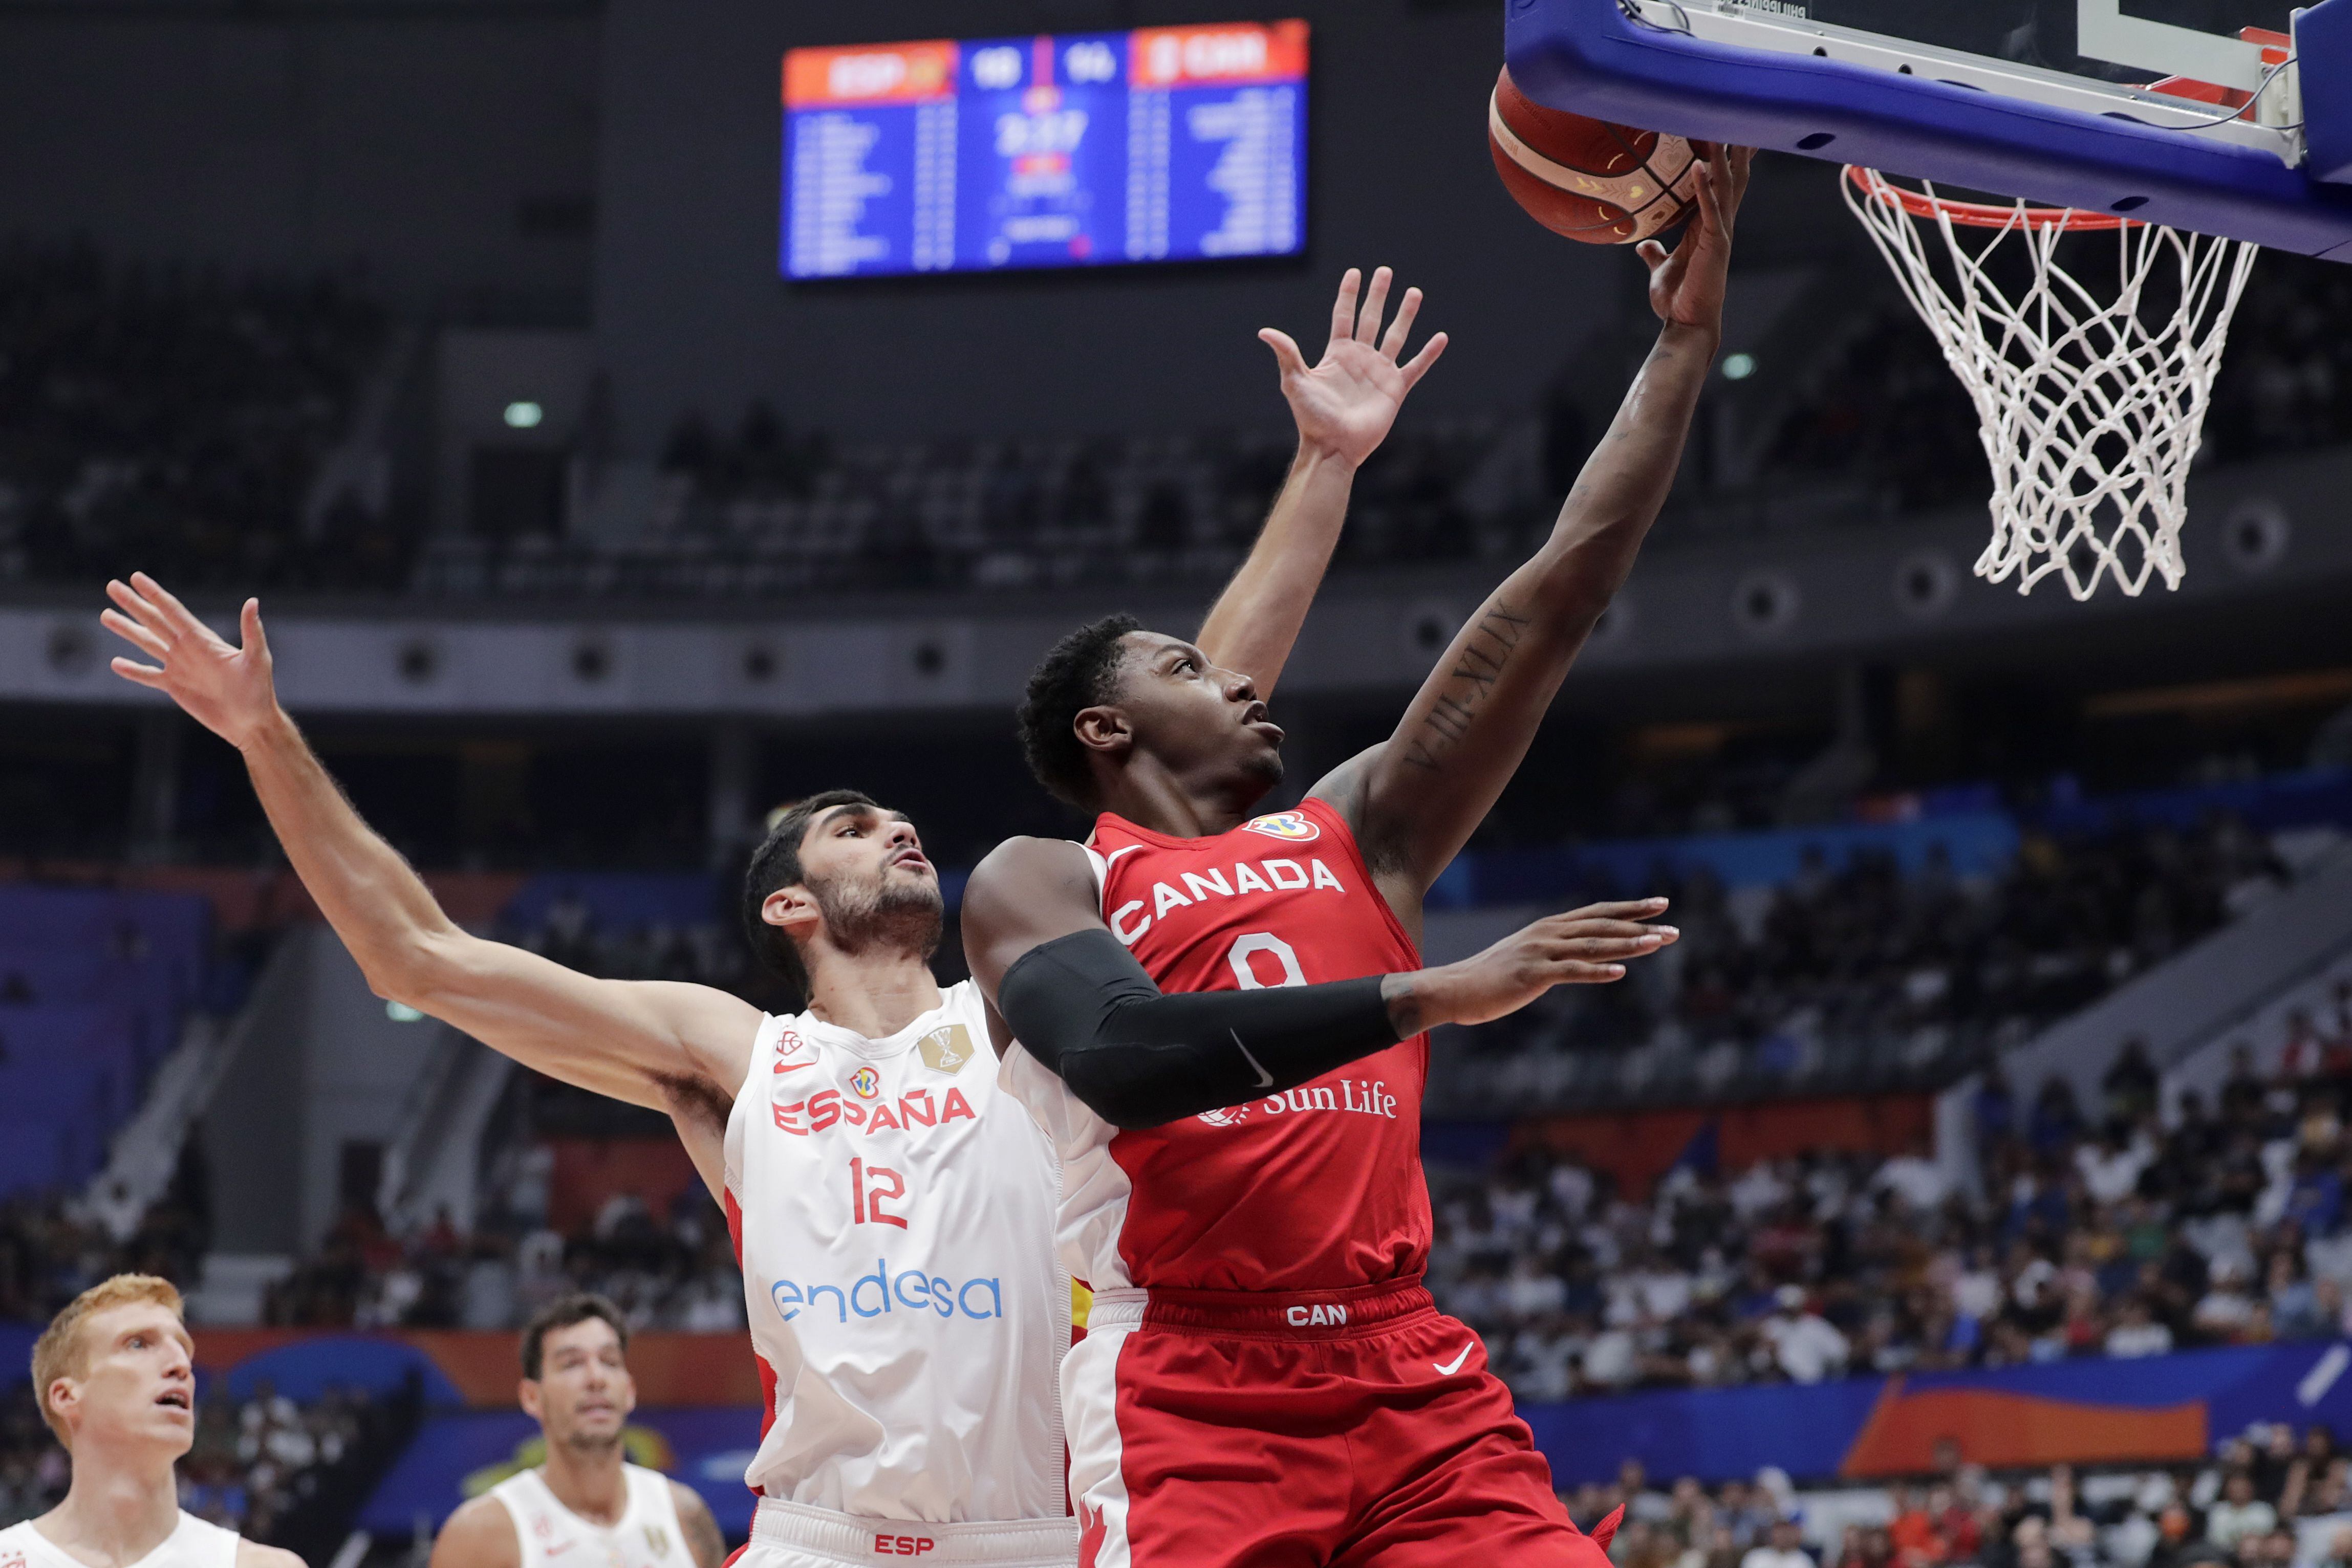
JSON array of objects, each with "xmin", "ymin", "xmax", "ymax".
[
  {"xmin": 2305, "ymin": 0, "xmax": 2352, "ymax": 186},
  {"xmin": 1505, "ymin": 0, "xmax": 2352, "ymax": 259},
  {"xmin": 360, "ymin": 1408, "xmax": 761, "ymax": 1538}
]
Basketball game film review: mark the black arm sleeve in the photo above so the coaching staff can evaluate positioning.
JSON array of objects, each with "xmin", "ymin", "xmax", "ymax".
[{"xmin": 998, "ymin": 928, "xmax": 1405, "ymax": 1130}]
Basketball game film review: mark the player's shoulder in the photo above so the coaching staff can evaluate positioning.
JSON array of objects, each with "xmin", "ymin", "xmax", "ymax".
[
  {"xmin": 663, "ymin": 1476, "xmax": 713, "ymax": 1521},
  {"xmin": 428, "ymin": 1492, "xmax": 523, "ymax": 1568},
  {"xmin": 966, "ymin": 836, "xmax": 1097, "ymax": 902},
  {"xmin": 233, "ymin": 1542, "xmax": 307, "ymax": 1568}
]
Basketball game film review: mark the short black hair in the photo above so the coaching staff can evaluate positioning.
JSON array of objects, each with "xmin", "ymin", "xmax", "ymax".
[
  {"xmin": 521, "ymin": 1292, "xmax": 628, "ymax": 1380},
  {"xmin": 740, "ymin": 789, "xmax": 879, "ymax": 998},
  {"xmin": 1018, "ymin": 615, "xmax": 1142, "ymax": 809}
]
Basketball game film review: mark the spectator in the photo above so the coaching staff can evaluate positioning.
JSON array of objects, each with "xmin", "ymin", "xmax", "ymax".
[
  {"xmin": 1761, "ymin": 1287, "xmax": 1850, "ymax": 1384},
  {"xmin": 1742, "ymin": 1519, "xmax": 1815, "ymax": 1568},
  {"xmin": 2206, "ymin": 1472, "xmax": 2277, "ymax": 1553},
  {"xmin": 2105, "ymin": 1040, "xmax": 2162, "ymax": 1124},
  {"xmin": 2105, "ymin": 1296, "xmax": 2176, "ymax": 1358}
]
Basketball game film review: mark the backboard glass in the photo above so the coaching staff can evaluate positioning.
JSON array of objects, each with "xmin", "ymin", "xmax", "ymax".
[
  {"xmin": 1503, "ymin": 0, "xmax": 2352, "ymax": 258},
  {"xmin": 1798, "ymin": 2, "xmax": 2295, "ymax": 97}
]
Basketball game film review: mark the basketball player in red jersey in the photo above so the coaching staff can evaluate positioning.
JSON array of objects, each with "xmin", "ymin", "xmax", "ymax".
[{"xmin": 964, "ymin": 144, "xmax": 1753, "ymax": 1567}]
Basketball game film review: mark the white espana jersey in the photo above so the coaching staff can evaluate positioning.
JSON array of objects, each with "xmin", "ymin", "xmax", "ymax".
[
  {"xmin": 721, "ymin": 979, "xmax": 1070, "ymax": 1523},
  {"xmin": 488, "ymin": 1465, "xmax": 696, "ymax": 1568},
  {"xmin": 0, "ymin": 1516, "xmax": 238, "ymax": 1568}
]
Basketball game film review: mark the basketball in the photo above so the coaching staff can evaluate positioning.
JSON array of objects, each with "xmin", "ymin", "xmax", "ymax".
[{"xmin": 1487, "ymin": 66, "xmax": 1703, "ymax": 245}]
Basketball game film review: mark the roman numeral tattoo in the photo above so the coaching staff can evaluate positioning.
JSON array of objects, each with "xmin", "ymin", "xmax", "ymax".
[{"xmin": 1402, "ymin": 601, "xmax": 1533, "ymax": 771}]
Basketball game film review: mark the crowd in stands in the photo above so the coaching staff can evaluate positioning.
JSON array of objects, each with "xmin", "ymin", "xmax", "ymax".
[
  {"xmin": 1573, "ymin": 1440, "xmax": 2352, "ymax": 1568},
  {"xmin": 6, "ymin": 238, "xmax": 2351, "ymax": 602},
  {"xmin": 263, "ymin": 1177, "xmax": 744, "ymax": 1336},
  {"xmin": 412, "ymin": 404, "xmax": 1529, "ymax": 600},
  {"xmin": 0, "ymin": 245, "xmax": 397, "ymax": 593},
  {"xmin": 0, "ymin": 1155, "xmax": 210, "ymax": 1324},
  {"xmin": 1763, "ymin": 253, "xmax": 2352, "ymax": 519},
  {"xmin": 1432, "ymin": 976, "xmax": 2352, "ymax": 1401},
  {"xmin": 1433, "ymin": 812, "xmax": 2288, "ymax": 1114}
]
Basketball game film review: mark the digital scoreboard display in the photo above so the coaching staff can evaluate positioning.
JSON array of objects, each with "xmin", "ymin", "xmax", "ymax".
[{"xmin": 782, "ymin": 21, "xmax": 1308, "ymax": 279}]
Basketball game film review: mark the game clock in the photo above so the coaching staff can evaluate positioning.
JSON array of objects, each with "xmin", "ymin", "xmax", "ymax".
[{"xmin": 783, "ymin": 21, "xmax": 1309, "ymax": 280}]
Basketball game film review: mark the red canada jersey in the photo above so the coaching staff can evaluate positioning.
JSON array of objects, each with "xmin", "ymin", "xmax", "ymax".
[{"xmin": 1000, "ymin": 794, "xmax": 1432, "ymax": 1293}]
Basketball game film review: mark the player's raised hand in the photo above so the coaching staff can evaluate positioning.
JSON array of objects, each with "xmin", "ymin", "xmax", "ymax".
[
  {"xmin": 1639, "ymin": 144, "xmax": 1754, "ymax": 336},
  {"xmin": 1389, "ymin": 897, "xmax": 1679, "ymax": 1033},
  {"xmin": 1259, "ymin": 266, "xmax": 1449, "ymax": 468},
  {"xmin": 101, "ymin": 574, "xmax": 282, "ymax": 750}
]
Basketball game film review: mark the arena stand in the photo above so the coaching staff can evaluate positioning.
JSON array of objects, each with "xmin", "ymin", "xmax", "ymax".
[{"xmin": 4, "ymin": 235, "xmax": 2352, "ymax": 1563}]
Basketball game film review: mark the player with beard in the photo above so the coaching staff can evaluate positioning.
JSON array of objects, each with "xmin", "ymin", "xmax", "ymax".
[
  {"xmin": 432, "ymin": 1294, "xmax": 723, "ymax": 1568},
  {"xmin": 0, "ymin": 1275, "xmax": 301, "ymax": 1568},
  {"xmin": 963, "ymin": 146, "xmax": 1752, "ymax": 1567},
  {"xmin": 97, "ymin": 266, "xmax": 1450, "ymax": 1568}
]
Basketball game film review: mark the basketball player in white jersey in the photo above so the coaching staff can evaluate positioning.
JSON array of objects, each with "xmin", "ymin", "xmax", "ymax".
[
  {"xmin": 0, "ymin": 1275, "xmax": 300, "ymax": 1568},
  {"xmin": 98, "ymin": 268, "xmax": 1449, "ymax": 1568},
  {"xmin": 431, "ymin": 1295, "xmax": 722, "ymax": 1568}
]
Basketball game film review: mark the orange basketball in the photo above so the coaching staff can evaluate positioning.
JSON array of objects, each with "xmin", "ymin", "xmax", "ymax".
[{"xmin": 1487, "ymin": 66, "xmax": 1703, "ymax": 245}]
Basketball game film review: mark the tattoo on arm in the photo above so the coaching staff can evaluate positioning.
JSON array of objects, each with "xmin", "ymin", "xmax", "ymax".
[
  {"xmin": 680, "ymin": 1495, "xmax": 726, "ymax": 1568},
  {"xmin": 1401, "ymin": 602, "xmax": 1532, "ymax": 772}
]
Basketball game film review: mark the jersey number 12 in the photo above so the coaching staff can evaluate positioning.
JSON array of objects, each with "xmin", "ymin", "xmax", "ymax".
[{"xmin": 849, "ymin": 1158, "xmax": 908, "ymax": 1229}]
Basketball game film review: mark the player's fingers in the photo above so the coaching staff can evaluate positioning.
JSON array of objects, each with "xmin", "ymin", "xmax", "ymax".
[
  {"xmin": 109, "ymin": 656, "xmax": 167, "ymax": 687},
  {"xmin": 1549, "ymin": 936, "xmax": 1671, "ymax": 961},
  {"xmin": 1259, "ymin": 328, "xmax": 1309, "ymax": 379},
  {"xmin": 1703, "ymin": 153, "xmax": 1734, "ymax": 233},
  {"xmin": 1565, "ymin": 898, "xmax": 1672, "ymax": 921},
  {"xmin": 100, "ymin": 608, "xmax": 170, "ymax": 661},
  {"xmin": 1355, "ymin": 267, "xmax": 1393, "ymax": 345},
  {"xmin": 1549, "ymin": 961, "xmax": 1628, "ymax": 985},
  {"xmin": 1328, "ymin": 268, "xmax": 1362, "ymax": 348},
  {"xmin": 1398, "ymin": 331, "xmax": 1449, "ymax": 390},
  {"xmin": 1379, "ymin": 287, "xmax": 1423, "ymax": 361},
  {"xmin": 1636, "ymin": 239, "xmax": 1670, "ymax": 276},
  {"xmin": 104, "ymin": 577, "xmax": 168, "ymax": 637},
  {"xmin": 1552, "ymin": 924, "xmax": 1677, "ymax": 947},
  {"xmin": 130, "ymin": 572, "xmax": 211, "ymax": 642},
  {"xmin": 241, "ymin": 598, "xmax": 269, "ymax": 658}
]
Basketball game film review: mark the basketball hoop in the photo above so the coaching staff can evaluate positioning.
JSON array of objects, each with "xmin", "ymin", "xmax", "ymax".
[{"xmin": 1842, "ymin": 165, "xmax": 2260, "ymax": 599}]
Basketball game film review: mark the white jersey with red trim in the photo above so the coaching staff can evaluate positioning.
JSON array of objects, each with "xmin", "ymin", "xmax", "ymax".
[
  {"xmin": 0, "ymin": 1516, "xmax": 238, "ymax": 1568},
  {"xmin": 487, "ymin": 1464, "xmax": 695, "ymax": 1568},
  {"xmin": 720, "ymin": 980, "xmax": 1070, "ymax": 1524}
]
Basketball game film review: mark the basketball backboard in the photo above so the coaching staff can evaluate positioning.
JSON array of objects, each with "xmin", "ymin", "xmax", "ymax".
[
  {"xmin": 1750, "ymin": 2, "xmax": 2295, "ymax": 97},
  {"xmin": 1503, "ymin": 0, "xmax": 2352, "ymax": 257}
]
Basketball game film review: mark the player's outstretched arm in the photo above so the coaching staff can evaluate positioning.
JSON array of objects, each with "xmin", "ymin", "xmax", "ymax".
[
  {"xmin": 1319, "ymin": 147, "xmax": 1754, "ymax": 901},
  {"xmin": 1192, "ymin": 266, "xmax": 1448, "ymax": 698},
  {"xmin": 962, "ymin": 836, "xmax": 1672, "ymax": 1127},
  {"xmin": 427, "ymin": 1496, "xmax": 521, "ymax": 1568},
  {"xmin": 100, "ymin": 575, "xmax": 759, "ymax": 1115}
]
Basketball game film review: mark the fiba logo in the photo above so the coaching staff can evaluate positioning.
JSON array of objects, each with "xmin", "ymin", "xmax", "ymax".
[
  {"xmin": 1242, "ymin": 811, "xmax": 1320, "ymax": 843},
  {"xmin": 1196, "ymin": 1104, "xmax": 1253, "ymax": 1128},
  {"xmin": 848, "ymin": 1066, "xmax": 882, "ymax": 1099}
]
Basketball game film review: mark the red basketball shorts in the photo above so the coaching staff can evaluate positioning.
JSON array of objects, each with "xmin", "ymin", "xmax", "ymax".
[{"xmin": 1065, "ymin": 1276, "xmax": 1612, "ymax": 1568}]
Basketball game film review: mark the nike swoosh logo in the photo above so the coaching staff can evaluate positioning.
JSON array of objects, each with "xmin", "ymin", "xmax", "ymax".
[
  {"xmin": 1231, "ymin": 1031, "xmax": 1275, "ymax": 1089},
  {"xmin": 1434, "ymin": 1344, "xmax": 1474, "ymax": 1376},
  {"xmin": 1104, "ymin": 845, "xmax": 1145, "ymax": 866},
  {"xmin": 773, "ymin": 1060, "xmax": 815, "ymax": 1073}
]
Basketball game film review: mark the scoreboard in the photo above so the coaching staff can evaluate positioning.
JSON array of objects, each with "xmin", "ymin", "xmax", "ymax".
[{"xmin": 783, "ymin": 22, "xmax": 1309, "ymax": 280}]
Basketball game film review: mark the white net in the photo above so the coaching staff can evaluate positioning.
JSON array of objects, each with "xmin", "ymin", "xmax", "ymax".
[{"xmin": 1843, "ymin": 167, "xmax": 2260, "ymax": 599}]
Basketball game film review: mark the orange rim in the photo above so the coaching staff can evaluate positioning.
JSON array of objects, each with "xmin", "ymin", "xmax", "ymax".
[{"xmin": 1844, "ymin": 165, "xmax": 2137, "ymax": 231}]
